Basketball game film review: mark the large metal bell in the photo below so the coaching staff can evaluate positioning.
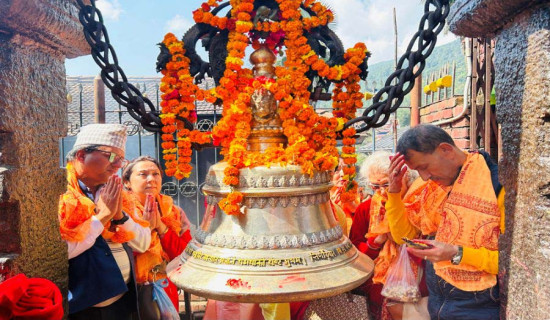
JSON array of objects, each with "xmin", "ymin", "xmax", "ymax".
[{"xmin": 167, "ymin": 162, "xmax": 374, "ymax": 302}]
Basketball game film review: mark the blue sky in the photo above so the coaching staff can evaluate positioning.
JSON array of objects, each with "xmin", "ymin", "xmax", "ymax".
[{"xmin": 65, "ymin": 0, "xmax": 457, "ymax": 77}]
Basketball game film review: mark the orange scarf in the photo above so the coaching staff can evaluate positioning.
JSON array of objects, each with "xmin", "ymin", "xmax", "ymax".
[
  {"xmin": 434, "ymin": 153, "xmax": 500, "ymax": 291},
  {"xmin": 58, "ymin": 163, "xmax": 149, "ymax": 243},
  {"xmin": 403, "ymin": 178, "xmax": 449, "ymax": 236},
  {"xmin": 366, "ymin": 193, "xmax": 389, "ymax": 238},
  {"xmin": 366, "ymin": 193, "xmax": 398, "ymax": 284},
  {"xmin": 133, "ymin": 193, "xmax": 182, "ymax": 283}
]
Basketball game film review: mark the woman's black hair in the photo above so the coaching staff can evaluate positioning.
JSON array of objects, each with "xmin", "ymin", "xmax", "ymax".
[{"xmin": 121, "ymin": 155, "xmax": 162, "ymax": 183}]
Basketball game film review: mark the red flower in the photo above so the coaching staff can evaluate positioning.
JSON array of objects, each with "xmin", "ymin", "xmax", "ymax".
[
  {"xmin": 164, "ymin": 89, "xmax": 180, "ymax": 100},
  {"xmin": 212, "ymin": 136, "xmax": 221, "ymax": 146},
  {"xmin": 226, "ymin": 19, "xmax": 237, "ymax": 31}
]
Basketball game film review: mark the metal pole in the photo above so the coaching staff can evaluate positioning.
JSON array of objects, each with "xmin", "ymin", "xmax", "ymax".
[
  {"xmin": 155, "ymin": 83, "xmax": 161, "ymax": 165},
  {"xmin": 94, "ymin": 75, "xmax": 105, "ymax": 123},
  {"xmin": 470, "ymin": 38, "xmax": 478, "ymax": 150},
  {"xmin": 78, "ymin": 84, "xmax": 83, "ymax": 127},
  {"xmin": 452, "ymin": 61, "xmax": 456, "ymax": 97},
  {"xmin": 410, "ymin": 66, "xmax": 421, "ymax": 127},
  {"xmin": 393, "ymin": 7, "xmax": 398, "ymax": 73},
  {"xmin": 155, "ymin": 84, "xmax": 160, "ymax": 107},
  {"xmin": 183, "ymin": 291, "xmax": 192, "ymax": 320},
  {"xmin": 484, "ymin": 39, "xmax": 492, "ymax": 155},
  {"xmin": 138, "ymin": 129, "xmax": 142, "ymax": 156},
  {"xmin": 195, "ymin": 149, "xmax": 200, "ymax": 224},
  {"xmin": 422, "ymin": 75, "xmax": 430, "ymax": 105},
  {"xmin": 438, "ymin": 68, "xmax": 442, "ymax": 102},
  {"xmin": 372, "ymin": 128, "xmax": 376, "ymax": 152},
  {"xmin": 444, "ymin": 64, "xmax": 448, "ymax": 100},
  {"xmin": 393, "ymin": 7, "xmax": 398, "ymax": 151}
]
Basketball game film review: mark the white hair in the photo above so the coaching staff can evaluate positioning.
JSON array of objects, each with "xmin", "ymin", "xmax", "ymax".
[
  {"xmin": 359, "ymin": 151, "xmax": 392, "ymax": 181},
  {"xmin": 359, "ymin": 150, "xmax": 418, "ymax": 188}
]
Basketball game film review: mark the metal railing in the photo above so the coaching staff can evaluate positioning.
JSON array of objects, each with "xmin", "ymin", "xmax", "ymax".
[{"xmin": 63, "ymin": 76, "xmax": 221, "ymax": 227}]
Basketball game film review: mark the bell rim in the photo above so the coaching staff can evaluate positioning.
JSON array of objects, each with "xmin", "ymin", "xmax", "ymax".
[{"xmin": 168, "ymin": 249, "xmax": 374, "ymax": 303}]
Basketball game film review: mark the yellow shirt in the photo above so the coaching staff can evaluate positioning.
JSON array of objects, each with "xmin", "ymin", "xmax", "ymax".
[
  {"xmin": 259, "ymin": 303, "xmax": 291, "ymax": 320},
  {"xmin": 386, "ymin": 188, "xmax": 505, "ymax": 275}
]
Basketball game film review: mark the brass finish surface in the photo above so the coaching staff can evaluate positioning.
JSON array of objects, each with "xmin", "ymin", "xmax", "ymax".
[
  {"xmin": 168, "ymin": 163, "xmax": 374, "ymax": 302},
  {"xmin": 168, "ymin": 46, "xmax": 373, "ymax": 302}
]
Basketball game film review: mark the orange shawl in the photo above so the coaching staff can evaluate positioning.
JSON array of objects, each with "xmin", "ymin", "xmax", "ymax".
[
  {"xmin": 434, "ymin": 153, "xmax": 500, "ymax": 291},
  {"xmin": 58, "ymin": 162, "xmax": 149, "ymax": 243},
  {"xmin": 403, "ymin": 178, "xmax": 449, "ymax": 236},
  {"xmin": 367, "ymin": 193, "xmax": 398, "ymax": 284},
  {"xmin": 133, "ymin": 193, "xmax": 182, "ymax": 283}
]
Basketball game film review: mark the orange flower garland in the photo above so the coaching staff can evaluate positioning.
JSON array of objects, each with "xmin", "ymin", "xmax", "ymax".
[
  {"xmin": 159, "ymin": 0, "xmax": 369, "ymax": 215},
  {"xmin": 160, "ymin": 34, "xmax": 213, "ymax": 179}
]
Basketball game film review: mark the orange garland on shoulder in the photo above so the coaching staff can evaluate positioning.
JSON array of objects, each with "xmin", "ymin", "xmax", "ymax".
[{"xmin": 158, "ymin": 0, "xmax": 369, "ymax": 215}]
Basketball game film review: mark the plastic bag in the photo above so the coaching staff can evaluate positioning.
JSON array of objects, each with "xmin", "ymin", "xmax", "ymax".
[
  {"xmin": 381, "ymin": 244, "xmax": 421, "ymax": 303},
  {"xmin": 152, "ymin": 279, "xmax": 180, "ymax": 320}
]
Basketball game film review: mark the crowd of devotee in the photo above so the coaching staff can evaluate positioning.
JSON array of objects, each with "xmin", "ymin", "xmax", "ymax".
[{"xmin": 0, "ymin": 123, "xmax": 501, "ymax": 320}]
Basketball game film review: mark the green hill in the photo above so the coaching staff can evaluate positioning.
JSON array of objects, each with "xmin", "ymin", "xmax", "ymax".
[
  {"xmin": 314, "ymin": 39, "xmax": 466, "ymax": 127},
  {"xmin": 365, "ymin": 39, "xmax": 466, "ymax": 126},
  {"xmin": 367, "ymin": 39, "xmax": 466, "ymax": 94}
]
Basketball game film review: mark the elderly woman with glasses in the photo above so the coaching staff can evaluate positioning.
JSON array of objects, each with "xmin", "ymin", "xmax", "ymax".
[
  {"xmin": 121, "ymin": 156, "xmax": 192, "ymax": 316},
  {"xmin": 349, "ymin": 151, "xmax": 421, "ymax": 320}
]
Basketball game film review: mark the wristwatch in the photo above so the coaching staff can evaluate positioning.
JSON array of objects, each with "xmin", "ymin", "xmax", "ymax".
[
  {"xmin": 451, "ymin": 245, "xmax": 463, "ymax": 265},
  {"xmin": 111, "ymin": 213, "xmax": 129, "ymax": 225}
]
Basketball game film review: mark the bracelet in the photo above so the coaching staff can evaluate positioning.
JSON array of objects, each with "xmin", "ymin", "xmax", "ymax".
[
  {"xmin": 157, "ymin": 226, "xmax": 168, "ymax": 236},
  {"xmin": 111, "ymin": 213, "xmax": 129, "ymax": 225}
]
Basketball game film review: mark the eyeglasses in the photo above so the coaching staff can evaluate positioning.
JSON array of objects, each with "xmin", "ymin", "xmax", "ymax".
[
  {"xmin": 85, "ymin": 148, "xmax": 129, "ymax": 167},
  {"xmin": 369, "ymin": 182, "xmax": 389, "ymax": 190}
]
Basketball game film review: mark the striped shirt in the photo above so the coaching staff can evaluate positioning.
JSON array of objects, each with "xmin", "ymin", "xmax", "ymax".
[{"xmin": 93, "ymin": 240, "xmax": 132, "ymax": 307}]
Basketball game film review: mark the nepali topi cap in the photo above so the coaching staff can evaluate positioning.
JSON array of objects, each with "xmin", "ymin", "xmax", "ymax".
[{"xmin": 71, "ymin": 123, "xmax": 127, "ymax": 153}]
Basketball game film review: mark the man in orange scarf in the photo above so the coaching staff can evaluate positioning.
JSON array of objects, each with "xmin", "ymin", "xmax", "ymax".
[
  {"xmin": 386, "ymin": 124, "xmax": 504, "ymax": 320},
  {"xmin": 58, "ymin": 124, "xmax": 151, "ymax": 319}
]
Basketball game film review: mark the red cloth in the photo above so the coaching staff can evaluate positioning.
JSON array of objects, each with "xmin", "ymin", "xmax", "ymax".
[
  {"xmin": 160, "ymin": 229, "xmax": 192, "ymax": 261},
  {"xmin": 289, "ymin": 302, "xmax": 310, "ymax": 320},
  {"xmin": 0, "ymin": 274, "xmax": 63, "ymax": 320},
  {"xmin": 159, "ymin": 228, "xmax": 192, "ymax": 311},
  {"xmin": 349, "ymin": 199, "xmax": 382, "ymax": 260},
  {"xmin": 163, "ymin": 279, "xmax": 181, "ymax": 313}
]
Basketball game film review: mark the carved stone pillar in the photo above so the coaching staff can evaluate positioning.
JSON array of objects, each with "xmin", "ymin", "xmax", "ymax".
[
  {"xmin": 449, "ymin": 1, "xmax": 550, "ymax": 319},
  {"xmin": 0, "ymin": 0, "xmax": 90, "ymax": 303}
]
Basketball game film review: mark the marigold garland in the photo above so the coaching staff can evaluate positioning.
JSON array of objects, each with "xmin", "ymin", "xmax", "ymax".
[{"xmin": 159, "ymin": 0, "xmax": 369, "ymax": 215}]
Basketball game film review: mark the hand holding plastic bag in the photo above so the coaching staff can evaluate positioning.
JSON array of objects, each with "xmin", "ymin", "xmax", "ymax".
[
  {"xmin": 381, "ymin": 244, "xmax": 421, "ymax": 303},
  {"xmin": 152, "ymin": 280, "xmax": 180, "ymax": 320}
]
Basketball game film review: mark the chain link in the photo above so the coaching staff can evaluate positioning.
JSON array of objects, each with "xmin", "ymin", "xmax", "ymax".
[
  {"xmin": 345, "ymin": 0, "xmax": 450, "ymax": 133},
  {"xmin": 75, "ymin": 0, "xmax": 449, "ymax": 135},
  {"xmin": 75, "ymin": 0, "xmax": 163, "ymax": 132}
]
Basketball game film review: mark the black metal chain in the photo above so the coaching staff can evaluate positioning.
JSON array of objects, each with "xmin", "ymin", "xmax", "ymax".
[
  {"xmin": 345, "ymin": 0, "xmax": 450, "ymax": 133},
  {"xmin": 75, "ymin": 0, "xmax": 162, "ymax": 132},
  {"xmin": 75, "ymin": 0, "xmax": 448, "ymax": 135}
]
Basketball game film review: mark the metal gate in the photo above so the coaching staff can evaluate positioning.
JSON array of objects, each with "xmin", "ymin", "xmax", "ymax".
[
  {"xmin": 63, "ymin": 76, "xmax": 221, "ymax": 227},
  {"xmin": 468, "ymin": 37, "xmax": 500, "ymax": 159}
]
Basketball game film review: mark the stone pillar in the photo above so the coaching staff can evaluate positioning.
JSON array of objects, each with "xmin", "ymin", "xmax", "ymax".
[
  {"xmin": 449, "ymin": 1, "xmax": 550, "ymax": 319},
  {"xmin": 0, "ymin": 0, "xmax": 90, "ymax": 303}
]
